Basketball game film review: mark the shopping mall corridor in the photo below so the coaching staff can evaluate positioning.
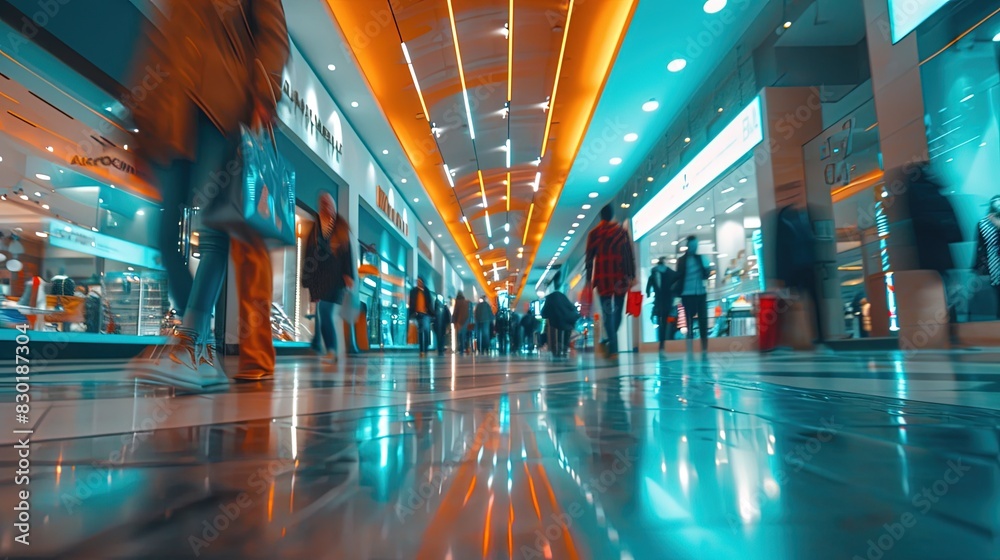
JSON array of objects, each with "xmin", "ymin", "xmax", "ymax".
[{"xmin": 1, "ymin": 350, "xmax": 998, "ymax": 559}]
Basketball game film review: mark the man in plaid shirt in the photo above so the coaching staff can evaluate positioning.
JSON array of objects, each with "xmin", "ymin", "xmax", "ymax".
[{"xmin": 585, "ymin": 204, "xmax": 637, "ymax": 357}]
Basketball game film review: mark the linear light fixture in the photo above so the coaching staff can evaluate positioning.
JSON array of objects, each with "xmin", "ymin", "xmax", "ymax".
[
  {"xmin": 533, "ymin": 171, "xmax": 541, "ymax": 192},
  {"xmin": 462, "ymin": 215, "xmax": 473, "ymax": 233},
  {"xmin": 485, "ymin": 210, "xmax": 493, "ymax": 238},
  {"xmin": 469, "ymin": 232, "xmax": 479, "ymax": 250},
  {"xmin": 444, "ymin": 164, "xmax": 455, "ymax": 187},
  {"xmin": 506, "ymin": 172, "xmax": 511, "ymax": 212},
  {"xmin": 446, "ymin": 0, "xmax": 476, "ymax": 140},
  {"xmin": 507, "ymin": 0, "xmax": 514, "ymax": 102},
  {"xmin": 522, "ymin": 201, "xmax": 534, "ymax": 245},
  {"xmin": 725, "ymin": 199, "xmax": 746, "ymax": 214},
  {"xmin": 506, "ymin": 138, "xmax": 512, "ymax": 168},
  {"xmin": 401, "ymin": 42, "xmax": 431, "ymax": 122},
  {"xmin": 477, "ymin": 169, "xmax": 488, "ymax": 208},
  {"xmin": 539, "ymin": 0, "xmax": 576, "ymax": 158}
]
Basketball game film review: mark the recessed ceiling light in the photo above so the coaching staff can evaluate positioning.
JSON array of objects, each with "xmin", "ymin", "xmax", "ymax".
[
  {"xmin": 632, "ymin": 192, "xmax": 639, "ymax": 198},
  {"xmin": 568, "ymin": 230, "xmax": 576, "ymax": 235},
  {"xmin": 572, "ymin": 222, "xmax": 580, "ymax": 227},
  {"xmin": 660, "ymin": 232, "xmax": 668, "ymax": 237},
  {"xmin": 624, "ymin": 133, "xmax": 638, "ymax": 142},
  {"xmin": 428, "ymin": 221, "xmax": 433, "ymax": 225},
  {"xmin": 382, "ymin": 149, "xmax": 389, "ymax": 155},
  {"xmin": 703, "ymin": 0, "xmax": 727, "ymax": 14},
  {"xmin": 45, "ymin": 146, "xmax": 54, "ymax": 152},
  {"xmin": 35, "ymin": 174, "xmax": 50, "ymax": 181},
  {"xmin": 783, "ymin": 21, "xmax": 792, "ymax": 29},
  {"xmin": 684, "ymin": 137, "xmax": 691, "ymax": 143},
  {"xmin": 136, "ymin": 209, "xmax": 145, "ymax": 216},
  {"xmin": 41, "ymin": 204, "xmax": 49, "ymax": 210},
  {"xmin": 564, "ymin": 236, "xmax": 571, "ymax": 241},
  {"xmin": 739, "ymin": 177, "xmax": 748, "ymax": 183},
  {"xmin": 351, "ymin": 101, "xmax": 359, "ymax": 108},
  {"xmin": 994, "ymin": 32, "xmax": 1000, "ymax": 42},
  {"xmin": 651, "ymin": 241, "xmax": 657, "ymax": 246},
  {"xmin": 19, "ymin": 193, "xmax": 29, "ymax": 200},
  {"xmin": 582, "ymin": 204, "xmax": 592, "ymax": 210},
  {"xmin": 696, "ymin": 207, "xmax": 705, "ymax": 212},
  {"xmin": 598, "ymin": 176, "xmax": 610, "ymax": 183},
  {"xmin": 642, "ymin": 99, "xmax": 659, "ymax": 112},
  {"xmin": 676, "ymin": 219, "xmax": 686, "ymax": 225},
  {"xmin": 668, "ymin": 58, "xmax": 687, "ymax": 72},
  {"xmin": 609, "ymin": 157, "xmax": 622, "ymax": 165},
  {"xmin": 33, "ymin": 191, "xmax": 41, "ymax": 197},
  {"xmin": 647, "ymin": 176, "xmax": 654, "ymax": 182},
  {"xmin": 327, "ymin": 64, "xmax": 336, "ymax": 71},
  {"xmin": 413, "ymin": 197, "xmax": 419, "ymax": 203},
  {"xmin": 401, "ymin": 178, "xmax": 408, "ymax": 184},
  {"xmin": 577, "ymin": 214, "xmax": 586, "ymax": 219},
  {"xmin": 437, "ymin": 234, "xmax": 442, "ymax": 238},
  {"xmin": 588, "ymin": 192, "xmax": 599, "ymax": 198}
]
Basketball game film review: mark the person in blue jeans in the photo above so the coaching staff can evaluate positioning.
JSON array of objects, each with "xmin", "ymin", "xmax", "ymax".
[
  {"xmin": 408, "ymin": 278, "xmax": 433, "ymax": 357},
  {"xmin": 474, "ymin": 296, "xmax": 494, "ymax": 355}
]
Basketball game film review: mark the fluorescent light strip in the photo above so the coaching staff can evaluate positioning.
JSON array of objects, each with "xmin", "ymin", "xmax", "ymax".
[
  {"xmin": 539, "ymin": 0, "xmax": 576, "ymax": 158},
  {"xmin": 507, "ymin": 0, "xmax": 514, "ymax": 102},
  {"xmin": 401, "ymin": 42, "xmax": 431, "ymax": 123},
  {"xmin": 533, "ymin": 171, "xmax": 541, "ymax": 192},
  {"xmin": 506, "ymin": 172, "xmax": 511, "ymax": 212},
  {"xmin": 477, "ymin": 169, "xmax": 488, "ymax": 208},
  {"xmin": 446, "ymin": 0, "xmax": 476, "ymax": 140},
  {"xmin": 725, "ymin": 200, "xmax": 745, "ymax": 214},
  {"xmin": 469, "ymin": 232, "xmax": 479, "ymax": 250},
  {"xmin": 463, "ymin": 215, "xmax": 473, "ymax": 233},
  {"xmin": 444, "ymin": 164, "xmax": 455, "ymax": 187},
  {"xmin": 485, "ymin": 210, "xmax": 493, "ymax": 238},
  {"xmin": 506, "ymin": 138, "xmax": 511, "ymax": 168},
  {"xmin": 522, "ymin": 201, "xmax": 534, "ymax": 245}
]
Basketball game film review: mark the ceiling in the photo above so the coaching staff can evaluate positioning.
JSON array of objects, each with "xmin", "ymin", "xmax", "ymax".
[
  {"xmin": 775, "ymin": 0, "xmax": 867, "ymax": 48},
  {"xmin": 319, "ymin": 0, "xmax": 638, "ymax": 302}
]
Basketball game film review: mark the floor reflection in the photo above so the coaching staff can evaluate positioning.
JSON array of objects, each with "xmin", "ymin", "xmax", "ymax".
[{"xmin": 1, "ymin": 355, "xmax": 998, "ymax": 559}]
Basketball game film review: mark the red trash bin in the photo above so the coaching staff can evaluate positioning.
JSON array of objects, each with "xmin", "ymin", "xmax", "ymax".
[{"xmin": 757, "ymin": 293, "xmax": 780, "ymax": 353}]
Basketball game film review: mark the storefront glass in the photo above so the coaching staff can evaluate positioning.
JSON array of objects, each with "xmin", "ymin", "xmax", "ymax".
[
  {"xmin": 638, "ymin": 159, "xmax": 762, "ymax": 343},
  {"xmin": 917, "ymin": 3, "xmax": 1000, "ymax": 322}
]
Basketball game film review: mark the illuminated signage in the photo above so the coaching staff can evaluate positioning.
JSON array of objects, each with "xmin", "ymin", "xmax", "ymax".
[
  {"xmin": 70, "ymin": 155, "xmax": 136, "ymax": 175},
  {"xmin": 45, "ymin": 219, "xmax": 164, "ymax": 270},
  {"xmin": 633, "ymin": 96, "xmax": 763, "ymax": 240},
  {"xmin": 282, "ymin": 80, "xmax": 344, "ymax": 159},
  {"xmin": 376, "ymin": 185, "xmax": 409, "ymax": 236},
  {"xmin": 888, "ymin": 0, "xmax": 950, "ymax": 44}
]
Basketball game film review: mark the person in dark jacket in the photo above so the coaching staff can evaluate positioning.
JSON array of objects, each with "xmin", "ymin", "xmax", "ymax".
[
  {"xmin": 474, "ymin": 297, "xmax": 495, "ymax": 355},
  {"xmin": 774, "ymin": 205, "xmax": 824, "ymax": 344},
  {"xmin": 542, "ymin": 272, "xmax": 580, "ymax": 359},
  {"xmin": 647, "ymin": 257, "xmax": 679, "ymax": 354},
  {"xmin": 520, "ymin": 304, "xmax": 539, "ymax": 353},
  {"xmin": 408, "ymin": 278, "xmax": 434, "ymax": 357},
  {"xmin": 302, "ymin": 192, "xmax": 354, "ymax": 363},
  {"xmin": 674, "ymin": 236, "xmax": 712, "ymax": 353},
  {"xmin": 495, "ymin": 310, "xmax": 510, "ymax": 355},
  {"xmin": 509, "ymin": 308, "xmax": 522, "ymax": 355},
  {"xmin": 452, "ymin": 291, "xmax": 471, "ymax": 354},
  {"xmin": 434, "ymin": 298, "xmax": 452, "ymax": 356}
]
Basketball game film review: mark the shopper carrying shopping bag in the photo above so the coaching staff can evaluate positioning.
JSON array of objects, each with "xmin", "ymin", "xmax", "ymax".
[
  {"xmin": 129, "ymin": 0, "xmax": 290, "ymax": 387},
  {"xmin": 302, "ymin": 192, "xmax": 354, "ymax": 365}
]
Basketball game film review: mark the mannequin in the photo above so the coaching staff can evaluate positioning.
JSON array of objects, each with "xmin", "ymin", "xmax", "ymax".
[{"xmin": 974, "ymin": 195, "xmax": 1000, "ymax": 319}]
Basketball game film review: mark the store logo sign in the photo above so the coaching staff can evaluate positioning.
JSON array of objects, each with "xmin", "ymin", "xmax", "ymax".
[
  {"xmin": 282, "ymin": 80, "xmax": 344, "ymax": 159},
  {"xmin": 376, "ymin": 185, "xmax": 409, "ymax": 236},
  {"xmin": 888, "ymin": 0, "xmax": 949, "ymax": 44},
  {"xmin": 70, "ymin": 155, "xmax": 136, "ymax": 175},
  {"xmin": 45, "ymin": 219, "xmax": 164, "ymax": 270}
]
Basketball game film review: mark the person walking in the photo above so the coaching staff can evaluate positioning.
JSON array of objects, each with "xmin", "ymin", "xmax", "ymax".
[
  {"xmin": 675, "ymin": 236, "xmax": 711, "ymax": 354},
  {"xmin": 474, "ymin": 296, "xmax": 494, "ymax": 355},
  {"xmin": 974, "ymin": 195, "xmax": 1000, "ymax": 319},
  {"xmin": 302, "ymin": 192, "xmax": 354, "ymax": 365},
  {"xmin": 452, "ymin": 291, "xmax": 471, "ymax": 354},
  {"xmin": 508, "ymin": 307, "xmax": 522, "ymax": 355},
  {"xmin": 408, "ymin": 278, "xmax": 433, "ymax": 357},
  {"xmin": 585, "ymin": 204, "xmax": 637, "ymax": 358},
  {"xmin": 646, "ymin": 257, "xmax": 679, "ymax": 356},
  {"xmin": 495, "ymin": 309, "xmax": 510, "ymax": 355},
  {"xmin": 130, "ymin": 0, "xmax": 289, "ymax": 385},
  {"xmin": 434, "ymin": 298, "xmax": 452, "ymax": 356},
  {"xmin": 520, "ymin": 304, "xmax": 539, "ymax": 353},
  {"xmin": 542, "ymin": 272, "xmax": 580, "ymax": 360}
]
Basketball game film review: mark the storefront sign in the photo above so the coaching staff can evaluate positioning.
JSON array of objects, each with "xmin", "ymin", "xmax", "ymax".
[
  {"xmin": 70, "ymin": 155, "xmax": 137, "ymax": 175},
  {"xmin": 888, "ymin": 0, "xmax": 950, "ymax": 43},
  {"xmin": 45, "ymin": 220, "xmax": 164, "ymax": 270},
  {"xmin": 282, "ymin": 80, "xmax": 344, "ymax": 159},
  {"xmin": 376, "ymin": 185, "xmax": 409, "ymax": 236},
  {"xmin": 633, "ymin": 96, "xmax": 763, "ymax": 240}
]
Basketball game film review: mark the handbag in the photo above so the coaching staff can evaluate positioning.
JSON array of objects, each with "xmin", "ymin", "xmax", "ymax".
[
  {"xmin": 626, "ymin": 290, "xmax": 643, "ymax": 317},
  {"xmin": 201, "ymin": 60, "xmax": 295, "ymax": 245}
]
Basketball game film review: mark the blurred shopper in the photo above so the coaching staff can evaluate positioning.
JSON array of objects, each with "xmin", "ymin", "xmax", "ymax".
[
  {"xmin": 408, "ymin": 278, "xmax": 433, "ymax": 357},
  {"xmin": 520, "ymin": 304, "xmax": 539, "ymax": 353},
  {"xmin": 542, "ymin": 272, "xmax": 580, "ymax": 360},
  {"xmin": 647, "ymin": 257, "xmax": 679, "ymax": 356},
  {"xmin": 495, "ymin": 309, "xmax": 510, "ymax": 355},
  {"xmin": 675, "ymin": 236, "xmax": 711, "ymax": 354},
  {"xmin": 434, "ymin": 297, "xmax": 452, "ymax": 357},
  {"xmin": 302, "ymin": 192, "xmax": 354, "ymax": 364},
  {"xmin": 974, "ymin": 195, "xmax": 1000, "ymax": 318},
  {"xmin": 130, "ymin": 0, "xmax": 289, "ymax": 384},
  {"xmin": 906, "ymin": 163, "xmax": 963, "ymax": 326},
  {"xmin": 509, "ymin": 307, "xmax": 522, "ymax": 355},
  {"xmin": 585, "ymin": 204, "xmax": 637, "ymax": 358},
  {"xmin": 474, "ymin": 296, "xmax": 494, "ymax": 355},
  {"xmin": 774, "ymin": 205, "xmax": 824, "ymax": 345},
  {"xmin": 452, "ymin": 291, "xmax": 471, "ymax": 354}
]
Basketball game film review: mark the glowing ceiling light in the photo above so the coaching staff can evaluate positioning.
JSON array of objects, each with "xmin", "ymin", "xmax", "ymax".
[
  {"xmin": 582, "ymin": 204, "xmax": 592, "ymax": 210},
  {"xmin": 598, "ymin": 176, "xmax": 610, "ymax": 183},
  {"xmin": 477, "ymin": 169, "xmax": 488, "ymax": 207},
  {"xmin": 668, "ymin": 58, "xmax": 687, "ymax": 72},
  {"xmin": 506, "ymin": 171, "xmax": 511, "ymax": 212},
  {"xmin": 484, "ymin": 210, "xmax": 494, "ymax": 238},
  {"xmin": 624, "ymin": 133, "xmax": 638, "ymax": 142},
  {"xmin": 327, "ymin": 64, "xmax": 336, "ymax": 71},
  {"xmin": 351, "ymin": 101, "xmax": 359, "ymax": 108},
  {"xmin": 35, "ymin": 174, "xmax": 50, "ymax": 181},
  {"xmin": 703, "ymin": 0, "xmax": 727, "ymax": 14},
  {"xmin": 446, "ymin": 0, "xmax": 477, "ymax": 140},
  {"xmin": 534, "ymin": 171, "xmax": 541, "ymax": 192},
  {"xmin": 609, "ymin": 157, "xmax": 622, "ymax": 165},
  {"xmin": 642, "ymin": 99, "xmax": 659, "ymax": 112},
  {"xmin": 540, "ymin": 0, "xmax": 577, "ymax": 158},
  {"xmin": 444, "ymin": 164, "xmax": 455, "ymax": 188},
  {"xmin": 401, "ymin": 43, "xmax": 432, "ymax": 123},
  {"xmin": 470, "ymin": 232, "xmax": 479, "ymax": 250},
  {"xmin": 725, "ymin": 199, "xmax": 745, "ymax": 214},
  {"xmin": 506, "ymin": 138, "xmax": 511, "ymax": 168},
  {"xmin": 507, "ymin": 0, "xmax": 514, "ymax": 102},
  {"xmin": 522, "ymin": 202, "xmax": 535, "ymax": 245},
  {"xmin": 588, "ymin": 192, "xmax": 599, "ymax": 198}
]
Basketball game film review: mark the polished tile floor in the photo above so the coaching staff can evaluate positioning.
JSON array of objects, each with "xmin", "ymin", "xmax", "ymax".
[{"xmin": 1, "ymin": 349, "xmax": 999, "ymax": 559}]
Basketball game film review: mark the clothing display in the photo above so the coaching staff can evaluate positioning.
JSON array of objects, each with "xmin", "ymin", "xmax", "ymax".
[{"xmin": 973, "ymin": 209, "xmax": 1000, "ymax": 319}]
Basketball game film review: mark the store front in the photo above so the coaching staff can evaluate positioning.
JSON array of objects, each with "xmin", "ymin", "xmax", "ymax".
[{"xmin": 357, "ymin": 203, "xmax": 412, "ymax": 349}]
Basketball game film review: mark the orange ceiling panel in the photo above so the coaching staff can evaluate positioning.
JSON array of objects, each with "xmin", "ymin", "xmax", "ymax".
[{"xmin": 327, "ymin": 0, "xmax": 637, "ymax": 300}]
